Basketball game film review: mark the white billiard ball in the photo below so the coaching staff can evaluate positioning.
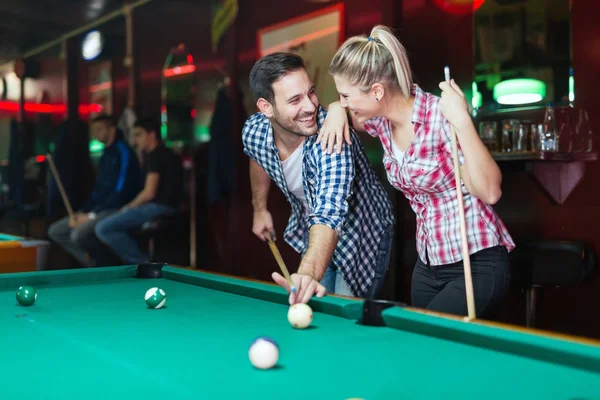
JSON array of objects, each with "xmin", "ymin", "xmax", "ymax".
[
  {"xmin": 287, "ymin": 303, "xmax": 313, "ymax": 329},
  {"xmin": 248, "ymin": 337, "xmax": 279, "ymax": 369}
]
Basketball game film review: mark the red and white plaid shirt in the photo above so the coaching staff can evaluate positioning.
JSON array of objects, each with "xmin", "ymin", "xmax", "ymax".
[{"xmin": 363, "ymin": 85, "xmax": 515, "ymax": 266}]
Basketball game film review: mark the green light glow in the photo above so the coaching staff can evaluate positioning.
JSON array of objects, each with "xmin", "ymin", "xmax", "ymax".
[
  {"xmin": 165, "ymin": 140, "xmax": 185, "ymax": 149},
  {"xmin": 493, "ymin": 78, "xmax": 546, "ymax": 105},
  {"xmin": 471, "ymin": 81, "xmax": 482, "ymax": 109},
  {"xmin": 89, "ymin": 139, "xmax": 104, "ymax": 153},
  {"xmin": 195, "ymin": 125, "xmax": 210, "ymax": 143},
  {"xmin": 569, "ymin": 76, "xmax": 574, "ymax": 102}
]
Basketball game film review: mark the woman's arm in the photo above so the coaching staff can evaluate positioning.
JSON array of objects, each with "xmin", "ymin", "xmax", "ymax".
[
  {"xmin": 316, "ymin": 101, "xmax": 351, "ymax": 154},
  {"xmin": 439, "ymin": 79, "xmax": 502, "ymax": 205}
]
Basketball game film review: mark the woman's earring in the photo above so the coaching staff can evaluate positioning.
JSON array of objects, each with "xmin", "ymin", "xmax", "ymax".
[{"xmin": 375, "ymin": 97, "xmax": 379, "ymax": 101}]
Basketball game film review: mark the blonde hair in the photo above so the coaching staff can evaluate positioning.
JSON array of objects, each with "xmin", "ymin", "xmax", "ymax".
[{"xmin": 329, "ymin": 25, "xmax": 413, "ymax": 97}]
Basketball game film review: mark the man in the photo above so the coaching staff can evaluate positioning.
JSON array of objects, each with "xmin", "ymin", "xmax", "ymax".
[
  {"xmin": 95, "ymin": 116, "xmax": 183, "ymax": 264},
  {"xmin": 48, "ymin": 114, "xmax": 142, "ymax": 267},
  {"xmin": 243, "ymin": 52, "xmax": 395, "ymax": 304}
]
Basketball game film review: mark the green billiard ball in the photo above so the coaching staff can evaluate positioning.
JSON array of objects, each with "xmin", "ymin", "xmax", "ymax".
[
  {"xmin": 16, "ymin": 286, "xmax": 37, "ymax": 306},
  {"xmin": 145, "ymin": 287, "xmax": 166, "ymax": 309}
]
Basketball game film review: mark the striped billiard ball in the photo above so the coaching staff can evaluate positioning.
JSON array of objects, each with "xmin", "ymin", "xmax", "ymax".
[{"xmin": 145, "ymin": 287, "xmax": 166, "ymax": 309}]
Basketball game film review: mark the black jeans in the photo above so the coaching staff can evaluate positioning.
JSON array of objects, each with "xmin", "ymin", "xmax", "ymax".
[{"xmin": 411, "ymin": 245, "xmax": 511, "ymax": 318}]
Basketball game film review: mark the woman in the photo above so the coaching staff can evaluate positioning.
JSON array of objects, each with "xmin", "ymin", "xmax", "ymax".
[{"xmin": 320, "ymin": 25, "xmax": 515, "ymax": 318}]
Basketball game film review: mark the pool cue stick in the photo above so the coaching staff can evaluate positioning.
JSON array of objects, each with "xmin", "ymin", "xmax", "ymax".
[
  {"xmin": 46, "ymin": 153, "xmax": 75, "ymax": 219},
  {"xmin": 266, "ymin": 233, "xmax": 297, "ymax": 293},
  {"xmin": 444, "ymin": 66, "xmax": 476, "ymax": 320}
]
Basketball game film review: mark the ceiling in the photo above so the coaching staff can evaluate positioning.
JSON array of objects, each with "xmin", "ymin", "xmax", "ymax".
[{"xmin": 0, "ymin": 0, "xmax": 129, "ymax": 64}]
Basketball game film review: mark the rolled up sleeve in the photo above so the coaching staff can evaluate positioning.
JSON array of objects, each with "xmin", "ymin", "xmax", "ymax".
[{"xmin": 307, "ymin": 140, "xmax": 355, "ymax": 235}]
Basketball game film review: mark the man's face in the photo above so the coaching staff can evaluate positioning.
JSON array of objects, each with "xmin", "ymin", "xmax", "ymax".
[
  {"xmin": 132, "ymin": 127, "xmax": 150, "ymax": 151},
  {"xmin": 269, "ymin": 68, "xmax": 319, "ymax": 137},
  {"xmin": 91, "ymin": 121, "xmax": 114, "ymax": 144}
]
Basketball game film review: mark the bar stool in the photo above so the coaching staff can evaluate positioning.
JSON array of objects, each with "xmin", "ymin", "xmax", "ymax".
[
  {"xmin": 510, "ymin": 240, "xmax": 596, "ymax": 328},
  {"xmin": 139, "ymin": 213, "xmax": 186, "ymax": 262}
]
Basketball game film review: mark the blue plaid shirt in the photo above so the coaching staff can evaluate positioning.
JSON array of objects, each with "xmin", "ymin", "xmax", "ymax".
[{"xmin": 242, "ymin": 106, "xmax": 395, "ymax": 297}]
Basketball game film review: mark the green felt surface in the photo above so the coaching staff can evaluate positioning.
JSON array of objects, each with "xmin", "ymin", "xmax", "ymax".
[{"xmin": 1, "ymin": 266, "xmax": 600, "ymax": 399}]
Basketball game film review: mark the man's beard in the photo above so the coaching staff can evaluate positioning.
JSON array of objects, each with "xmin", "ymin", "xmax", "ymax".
[{"xmin": 272, "ymin": 108, "xmax": 316, "ymax": 137}]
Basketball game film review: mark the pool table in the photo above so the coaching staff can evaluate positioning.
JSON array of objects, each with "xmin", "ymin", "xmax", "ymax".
[
  {"xmin": 0, "ymin": 232, "xmax": 49, "ymax": 273},
  {"xmin": 1, "ymin": 264, "xmax": 599, "ymax": 399}
]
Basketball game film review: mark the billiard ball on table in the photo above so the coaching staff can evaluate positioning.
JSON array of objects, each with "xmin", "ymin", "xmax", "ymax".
[
  {"xmin": 287, "ymin": 303, "xmax": 312, "ymax": 329},
  {"xmin": 248, "ymin": 337, "xmax": 279, "ymax": 369},
  {"xmin": 145, "ymin": 287, "xmax": 166, "ymax": 309},
  {"xmin": 16, "ymin": 286, "xmax": 37, "ymax": 306}
]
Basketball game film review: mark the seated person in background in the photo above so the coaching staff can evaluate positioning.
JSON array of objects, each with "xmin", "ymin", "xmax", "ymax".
[
  {"xmin": 95, "ymin": 116, "xmax": 183, "ymax": 265},
  {"xmin": 48, "ymin": 114, "xmax": 142, "ymax": 267}
]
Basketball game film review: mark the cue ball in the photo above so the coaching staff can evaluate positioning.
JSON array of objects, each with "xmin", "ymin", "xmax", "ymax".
[
  {"xmin": 248, "ymin": 337, "xmax": 279, "ymax": 369},
  {"xmin": 145, "ymin": 287, "xmax": 166, "ymax": 309},
  {"xmin": 16, "ymin": 286, "xmax": 37, "ymax": 306},
  {"xmin": 287, "ymin": 303, "xmax": 313, "ymax": 329}
]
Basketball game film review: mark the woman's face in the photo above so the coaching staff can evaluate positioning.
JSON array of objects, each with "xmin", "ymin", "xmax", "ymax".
[{"xmin": 333, "ymin": 74, "xmax": 382, "ymax": 124}]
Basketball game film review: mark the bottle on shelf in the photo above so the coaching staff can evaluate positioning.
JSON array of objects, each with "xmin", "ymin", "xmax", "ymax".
[{"xmin": 542, "ymin": 103, "xmax": 558, "ymax": 152}]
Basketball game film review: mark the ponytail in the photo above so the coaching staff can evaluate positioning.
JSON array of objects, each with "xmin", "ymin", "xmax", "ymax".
[{"xmin": 329, "ymin": 25, "xmax": 413, "ymax": 97}]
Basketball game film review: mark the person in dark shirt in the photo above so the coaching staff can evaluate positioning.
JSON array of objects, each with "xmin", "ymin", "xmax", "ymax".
[
  {"xmin": 47, "ymin": 114, "xmax": 142, "ymax": 267},
  {"xmin": 95, "ymin": 116, "xmax": 183, "ymax": 264}
]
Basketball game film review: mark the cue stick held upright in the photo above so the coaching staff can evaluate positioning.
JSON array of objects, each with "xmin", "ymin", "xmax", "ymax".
[
  {"xmin": 46, "ymin": 153, "xmax": 75, "ymax": 219},
  {"xmin": 444, "ymin": 66, "xmax": 476, "ymax": 320},
  {"xmin": 266, "ymin": 232, "xmax": 297, "ymax": 293}
]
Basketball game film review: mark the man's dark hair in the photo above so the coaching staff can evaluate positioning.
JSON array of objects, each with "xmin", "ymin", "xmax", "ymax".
[
  {"xmin": 134, "ymin": 116, "xmax": 161, "ymax": 141},
  {"xmin": 91, "ymin": 114, "xmax": 116, "ymax": 126},
  {"xmin": 249, "ymin": 52, "xmax": 306, "ymax": 104}
]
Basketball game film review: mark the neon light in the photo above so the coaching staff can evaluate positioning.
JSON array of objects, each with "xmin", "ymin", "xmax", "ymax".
[
  {"xmin": 433, "ymin": 0, "xmax": 485, "ymax": 15},
  {"xmin": 0, "ymin": 101, "xmax": 102, "ymax": 114},
  {"xmin": 89, "ymin": 139, "xmax": 104, "ymax": 153},
  {"xmin": 471, "ymin": 81, "xmax": 482, "ymax": 109},
  {"xmin": 194, "ymin": 125, "xmax": 210, "ymax": 143},
  {"xmin": 87, "ymin": 104, "xmax": 103, "ymax": 113},
  {"xmin": 0, "ymin": 102, "xmax": 19, "ymax": 111},
  {"xmin": 163, "ymin": 64, "xmax": 196, "ymax": 78},
  {"xmin": 89, "ymin": 82, "xmax": 112, "ymax": 92},
  {"xmin": 24, "ymin": 103, "xmax": 54, "ymax": 113},
  {"xmin": 493, "ymin": 78, "xmax": 546, "ymax": 105},
  {"xmin": 569, "ymin": 68, "xmax": 575, "ymax": 102}
]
